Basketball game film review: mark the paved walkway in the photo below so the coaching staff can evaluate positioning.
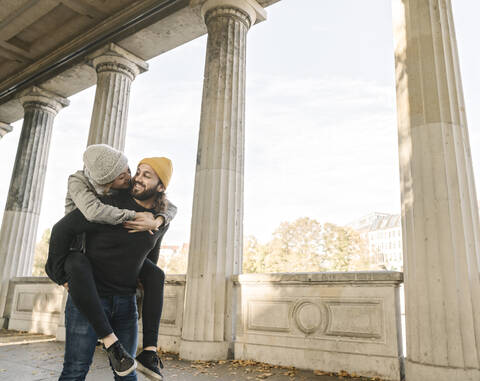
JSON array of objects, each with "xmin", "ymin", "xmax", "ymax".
[{"xmin": 0, "ymin": 333, "xmax": 381, "ymax": 381}]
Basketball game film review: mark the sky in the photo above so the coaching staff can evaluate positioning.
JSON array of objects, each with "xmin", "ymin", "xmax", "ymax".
[{"xmin": 0, "ymin": 0, "xmax": 479, "ymax": 246}]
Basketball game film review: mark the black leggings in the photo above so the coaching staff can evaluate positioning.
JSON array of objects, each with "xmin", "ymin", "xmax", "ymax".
[{"xmin": 64, "ymin": 252, "xmax": 165, "ymax": 348}]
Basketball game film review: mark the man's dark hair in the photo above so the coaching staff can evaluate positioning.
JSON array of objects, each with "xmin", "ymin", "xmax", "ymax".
[{"xmin": 153, "ymin": 180, "xmax": 168, "ymax": 215}]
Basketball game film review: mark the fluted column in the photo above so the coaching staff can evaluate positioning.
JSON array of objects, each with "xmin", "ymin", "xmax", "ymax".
[
  {"xmin": 0, "ymin": 122, "xmax": 13, "ymax": 139},
  {"xmin": 180, "ymin": 0, "xmax": 265, "ymax": 361},
  {"xmin": 87, "ymin": 43, "xmax": 148, "ymax": 150},
  {"xmin": 393, "ymin": 1, "xmax": 480, "ymax": 380},
  {"xmin": 0, "ymin": 87, "xmax": 69, "ymax": 324}
]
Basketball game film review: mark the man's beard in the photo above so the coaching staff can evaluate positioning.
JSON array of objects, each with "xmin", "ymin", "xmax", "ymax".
[{"xmin": 131, "ymin": 184, "xmax": 158, "ymax": 200}]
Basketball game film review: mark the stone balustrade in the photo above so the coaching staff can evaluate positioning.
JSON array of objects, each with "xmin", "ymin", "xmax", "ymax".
[
  {"xmin": 233, "ymin": 272, "xmax": 404, "ymax": 381},
  {"xmin": 7, "ymin": 275, "xmax": 187, "ymax": 351},
  {"xmin": 140, "ymin": 274, "xmax": 186, "ymax": 353},
  {"xmin": 5, "ymin": 272, "xmax": 404, "ymax": 380},
  {"xmin": 6, "ymin": 277, "xmax": 64, "ymax": 336}
]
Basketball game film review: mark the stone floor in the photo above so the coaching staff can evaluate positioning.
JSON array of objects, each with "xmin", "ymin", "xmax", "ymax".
[{"xmin": 0, "ymin": 332, "xmax": 382, "ymax": 381}]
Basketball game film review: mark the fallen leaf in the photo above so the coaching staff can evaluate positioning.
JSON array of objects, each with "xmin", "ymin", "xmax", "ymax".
[{"xmin": 256, "ymin": 372, "xmax": 273, "ymax": 379}]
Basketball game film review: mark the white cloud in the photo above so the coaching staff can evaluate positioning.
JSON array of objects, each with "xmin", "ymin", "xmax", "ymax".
[{"xmin": 243, "ymin": 74, "xmax": 399, "ymax": 241}]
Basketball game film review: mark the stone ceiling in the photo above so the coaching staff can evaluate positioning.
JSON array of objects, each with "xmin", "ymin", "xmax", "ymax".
[
  {"xmin": 0, "ymin": 0, "xmax": 135, "ymax": 84},
  {"xmin": 0, "ymin": 0, "xmax": 278, "ymax": 124}
]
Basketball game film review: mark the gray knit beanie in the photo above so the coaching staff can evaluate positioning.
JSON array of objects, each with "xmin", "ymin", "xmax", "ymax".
[{"xmin": 83, "ymin": 144, "xmax": 128, "ymax": 185}]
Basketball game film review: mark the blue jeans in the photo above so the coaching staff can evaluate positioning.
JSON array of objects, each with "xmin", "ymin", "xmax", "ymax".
[{"xmin": 59, "ymin": 294, "xmax": 138, "ymax": 381}]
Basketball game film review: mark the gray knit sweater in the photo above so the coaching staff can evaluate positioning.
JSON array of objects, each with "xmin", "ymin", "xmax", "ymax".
[{"xmin": 65, "ymin": 170, "xmax": 177, "ymax": 225}]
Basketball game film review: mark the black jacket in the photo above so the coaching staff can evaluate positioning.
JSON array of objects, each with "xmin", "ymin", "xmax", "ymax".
[{"xmin": 45, "ymin": 192, "xmax": 167, "ymax": 295}]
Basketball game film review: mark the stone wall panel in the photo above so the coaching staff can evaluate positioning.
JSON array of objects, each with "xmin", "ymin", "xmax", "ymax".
[{"xmin": 234, "ymin": 272, "xmax": 403, "ymax": 381}]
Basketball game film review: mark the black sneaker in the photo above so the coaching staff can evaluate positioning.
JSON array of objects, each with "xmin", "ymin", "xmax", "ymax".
[
  {"xmin": 105, "ymin": 341, "xmax": 137, "ymax": 377},
  {"xmin": 136, "ymin": 350, "xmax": 164, "ymax": 380}
]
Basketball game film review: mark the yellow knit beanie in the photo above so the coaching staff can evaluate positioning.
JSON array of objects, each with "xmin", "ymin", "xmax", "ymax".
[{"xmin": 139, "ymin": 157, "xmax": 173, "ymax": 189}]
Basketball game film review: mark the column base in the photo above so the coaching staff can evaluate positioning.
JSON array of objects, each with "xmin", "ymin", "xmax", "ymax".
[
  {"xmin": 179, "ymin": 339, "xmax": 229, "ymax": 361},
  {"xmin": 406, "ymin": 359, "xmax": 480, "ymax": 381},
  {"xmin": 0, "ymin": 317, "xmax": 7, "ymax": 329}
]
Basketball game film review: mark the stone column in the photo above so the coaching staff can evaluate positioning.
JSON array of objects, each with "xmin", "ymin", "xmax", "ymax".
[
  {"xmin": 393, "ymin": 0, "xmax": 480, "ymax": 380},
  {"xmin": 0, "ymin": 122, "xmax": 13, "ymax": 139},
  {"xmin": 87, "ymin": 43, "xmax": 148, "ymax": 150},
  {"xmin": 0, "ymin": 87, "xmax": 69, "ymax": 324},
  {"xmin": 179, "ymin": 0, "xmax": 265, "ymax": 361}
]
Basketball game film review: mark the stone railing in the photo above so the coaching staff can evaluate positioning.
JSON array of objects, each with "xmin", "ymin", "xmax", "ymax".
[
  {"xmin": 140, "ymin": 274, "xmax": 186, "ymax": 353},
  {"xmin": 7, "ymin": 277, "xmax": 64, "ymax": 335},
  {"xmin": 232, "ymin": 272, "xmax": 404, "ymax": 381},
  {"xmin": 6, "ymin": 275, "xmax": 186, "ymax": 350},
  {"xmin": 5, "ymin": 272, "xmax": 403, "ymax": 380}
]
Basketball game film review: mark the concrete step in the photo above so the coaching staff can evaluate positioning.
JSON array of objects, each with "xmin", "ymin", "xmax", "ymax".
[{"xmin": 0, "ymin": 329, "xmax": 55, "ymax": 346}]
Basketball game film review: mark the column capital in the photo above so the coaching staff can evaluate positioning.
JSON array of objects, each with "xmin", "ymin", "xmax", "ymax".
[
  {"xmin": 0, "ymin": 122, "xmax": 13, "ymax": 138},
  {"xmin": 88, "ymin": 43, "xmax": 148, "ymax": 80},
  {"xmin": 200, "ymin": 0, "xmax": 266, "ymax": 26},
  {"xmin": 17, "ymin": 87, "xmax": 69, "ymax": 116}
]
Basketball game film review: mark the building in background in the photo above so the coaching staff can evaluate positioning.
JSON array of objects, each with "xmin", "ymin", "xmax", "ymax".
[
  {"xmin": 348, "ymin": 213, "xmax": 403, "ymax": 271},
  {"xmin": 159, "ymin": 243, "xmax": 189, "ymax": 274}
]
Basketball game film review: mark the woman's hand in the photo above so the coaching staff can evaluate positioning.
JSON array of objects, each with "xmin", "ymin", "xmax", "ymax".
[{"xmin": 123, "ymin": 212, "xmax": 164, "ymax": 234}]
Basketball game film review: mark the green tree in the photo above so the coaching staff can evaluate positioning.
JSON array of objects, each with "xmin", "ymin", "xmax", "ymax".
[
  {"xmin": 243, "ymin": 235, "xmax": 268, "ymax": 273},
  {"xmin": 321, "ymin": 223, "xmax": 371, "ymax": 271},
  {"xmin": 165, "ymin": 250, "xmax": 188, "ymax": 274},
  {"xmin": 158, "ymin": 244, "xmax": 188, "ymax": 274},
  {"xmin": 268, "ymin": 217, "xmax": 325, "ymax": 272},
  {"xmin": 242, "ymin": 218, "xmax": 372, "ymax": 273},
  {"xmin": 33, "ymin": 228, "xmax": 51, "ymax": 276},
  {"xmin": 243, "ymin": 218, "xmax": 326, "ymax": 273}
]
